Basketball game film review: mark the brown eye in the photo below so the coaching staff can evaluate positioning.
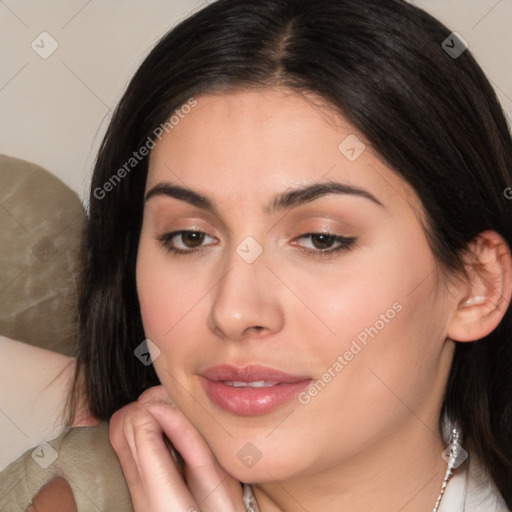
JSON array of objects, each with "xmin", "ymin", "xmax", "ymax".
[
  {"xmin": 157, "ymin": 230, "xmax": 217, "ymax": 254},
  {"xmin": 310, "ymin": 233, "xmax": 337, "ymax": 250},
  {"xmin": 292, "ymin": 232, "xmax": 357, "ymax": 258},
  {"xmin": 181, "ymin": 231, "xmax": 205, "ymax": 248}
]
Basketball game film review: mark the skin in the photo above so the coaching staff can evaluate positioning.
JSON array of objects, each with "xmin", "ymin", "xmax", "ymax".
[
  {"xmin": 27, "ymin": 478, "xmax": 77, "ymax": 512},
  {"xmin": 109, "ymin": 87, "xmax": 512, "ymax": 512}
]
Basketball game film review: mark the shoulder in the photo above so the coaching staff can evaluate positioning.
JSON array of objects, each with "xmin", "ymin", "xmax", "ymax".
[
  {"xmin": 0, "ymin": 422, "xmax": 134, "ymax": 512},
  {"xmin": 26, "ymin": 478, "xmax": 77, "ymax": 512}
]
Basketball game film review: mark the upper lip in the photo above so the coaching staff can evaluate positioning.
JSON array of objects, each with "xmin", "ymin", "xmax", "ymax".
[{"xmin": 200, "ymin": 364, "xmax": 311, "ymax": 383}]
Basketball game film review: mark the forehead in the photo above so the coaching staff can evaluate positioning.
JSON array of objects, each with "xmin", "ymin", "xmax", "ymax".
[{"xmin": 146, "ymin": 88, "xmax": 418, "ymax": 216}]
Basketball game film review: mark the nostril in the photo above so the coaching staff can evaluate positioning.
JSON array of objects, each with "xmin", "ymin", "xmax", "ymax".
[{"xmin": 247, "ymin": 326, "xmax": 266, "ymax": 336}]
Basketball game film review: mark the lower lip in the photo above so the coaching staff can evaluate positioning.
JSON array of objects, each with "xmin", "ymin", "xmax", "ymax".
[{"xmin": 201, "ymin": 378, "xmax": 311, "ymax": 416}]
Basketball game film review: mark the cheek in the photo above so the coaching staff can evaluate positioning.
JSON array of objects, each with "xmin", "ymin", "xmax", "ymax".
[
  {"xmin": 289, "ymin": 229, "xmax": 445, "ymax": 404},
  {"xmin": 136, "ymin": 242, "xmax": 193, "ymax": 389},
  {"xmin": 136, "ymin": 236, "xmax": 218, "ymax": 392},
  {"xmin": 137, "ymin": 261, "xmax": 176, "ymax": 340},
  {"xmin": 136, "ymin": 237, "xmax": 204, "ymax": 339},
  {"xmin": 283, "ymin": 237, "xmax": 431, "ymax": 355}
]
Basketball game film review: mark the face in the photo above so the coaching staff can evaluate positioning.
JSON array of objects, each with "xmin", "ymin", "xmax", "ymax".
[{"xmin": 136, "ymin": 88, "xmax": 457, "ymax": 482}]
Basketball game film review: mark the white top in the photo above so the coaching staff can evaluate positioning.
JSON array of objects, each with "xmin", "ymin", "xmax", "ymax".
[{"xmin": 438, "ymin": 455, "xmax": 509, "ymax": 512}]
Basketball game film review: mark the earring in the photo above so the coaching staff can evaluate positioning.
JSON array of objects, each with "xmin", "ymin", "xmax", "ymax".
[{"xmin": 433, "ymin": 426, "xmax": 467, "ymax": 512}]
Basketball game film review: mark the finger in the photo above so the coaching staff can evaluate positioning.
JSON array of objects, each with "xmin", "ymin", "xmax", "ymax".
[
  {"xmin": 138, "ymin": 385, "xmax": 171, "ymax": 404},
  {"xmin": 137, "ymin": 387, "xmax": 186, "ymax": 474},
  {"xmin": 113, "ymin": 387, "xmax": 245, "ymax": 511},
  {"xmin": 110, "ymin": 404, "xmax": 199, "ymax": 512},
  {"xmin": 109, "ymin": 406, "xmax": 150, "ymax": 512},
  {"xmin": 144, "ymin": 402, "xmax": 244, "ymax": 512},
  {"xmin": 132, "ymin": 412, "xmax": 202, "ymax": 511}
]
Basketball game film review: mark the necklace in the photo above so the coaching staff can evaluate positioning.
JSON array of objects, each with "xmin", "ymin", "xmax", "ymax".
[
  {"xmin": 242, "ymin": 483, "xmax": 260, "ymax": 512},
  {"xmin": 241, "ymin": 427, "xmax": 464, "ymax": 512}
]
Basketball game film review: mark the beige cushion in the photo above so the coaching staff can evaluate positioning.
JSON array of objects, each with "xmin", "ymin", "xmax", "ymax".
[
  {"xmin": 0, "ymin": 423, "xmax": 134, "ymax": 511},
  {"xmin": 0, "ymin": 155, "xmax": 85, "ymax": 356}
]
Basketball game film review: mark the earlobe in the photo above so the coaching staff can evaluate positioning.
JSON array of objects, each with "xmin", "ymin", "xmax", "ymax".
[{"xmin": 447, "ymin": 230, "xmax": 512, "ymax": 343}]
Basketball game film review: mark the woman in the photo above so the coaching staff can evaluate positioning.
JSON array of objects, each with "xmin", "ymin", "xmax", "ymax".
[{"xmin": 3, "ymin": 0, "xmax": 511, "ymax": 510}]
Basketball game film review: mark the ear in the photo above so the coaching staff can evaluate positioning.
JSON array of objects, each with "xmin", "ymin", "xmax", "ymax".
[{"xmin": 447, "ymin": 230, "xmax": 512, "ymax": 342}]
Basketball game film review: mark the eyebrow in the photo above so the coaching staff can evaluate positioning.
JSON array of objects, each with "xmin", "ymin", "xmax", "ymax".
[
  {"xmin": 144, "ymin": 180, "xmax": 385, "ymax": 213},
  {"xmin": 265, "ymin": 181, "xmax": 384, "ymax": 212},
  {"xmin": 145, "ymin": 182, "xmax": 215, "ymax": 210}
]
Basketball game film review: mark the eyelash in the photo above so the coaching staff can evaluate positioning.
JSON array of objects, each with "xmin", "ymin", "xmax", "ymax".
[
  {"xmin": 294, "ymin": 233, "xmax": 357, "ymax": 259},
  {"xmin": 157, "ymin": 230, "xmax": 357, "ymax": 259},
  {"xmin": 157, "ymin": 231, "xmax": 214, "ymax": 256}
]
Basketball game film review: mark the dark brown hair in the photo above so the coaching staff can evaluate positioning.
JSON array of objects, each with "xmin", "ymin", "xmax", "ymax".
[{"xmin": 70, "ymin": 0, "xmax": 512, "ymax": 504}]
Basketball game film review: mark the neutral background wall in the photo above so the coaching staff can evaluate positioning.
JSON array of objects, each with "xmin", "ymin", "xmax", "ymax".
[{"xmin": 1, "ymin": 0, "xmax": 511, "ymax": 203}]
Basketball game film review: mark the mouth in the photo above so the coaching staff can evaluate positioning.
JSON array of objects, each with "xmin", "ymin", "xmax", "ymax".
[
  {"xmin": 199, "ymin": 364, "xmax": 312, "ymax": 416},
  {"xmin": 222, "ymin": 380, "xmax": 279, "ymax": 388}
]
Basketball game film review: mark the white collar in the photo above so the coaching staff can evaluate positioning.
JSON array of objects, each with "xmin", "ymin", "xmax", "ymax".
[{"xmin": 439, "ymin": 455, "xmax": 508, "ymax": 512}]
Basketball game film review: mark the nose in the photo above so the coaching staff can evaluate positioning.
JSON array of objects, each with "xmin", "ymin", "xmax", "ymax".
[{"xmin": 207, "ymin": 252, "xmax": 285, "ymax": 341}]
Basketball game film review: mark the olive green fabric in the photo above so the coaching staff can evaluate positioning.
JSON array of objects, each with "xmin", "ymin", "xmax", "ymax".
[
  {"xmin": 0, "ymin": 154, "xmax": 85, "ymax": 356},
  {"xmin": 0, "ymin": 422, "xmax": 134, "ymax": 512}
]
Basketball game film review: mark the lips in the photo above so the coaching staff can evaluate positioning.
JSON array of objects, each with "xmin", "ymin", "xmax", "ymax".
[{"xmin": 199, "ymin": 364, "xmax": 312, "ymax": 416}]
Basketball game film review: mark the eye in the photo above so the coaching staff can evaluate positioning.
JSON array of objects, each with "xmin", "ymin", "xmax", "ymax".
[
  {"xmin": 157, "ymin": 230, "xmax": 217, "ymax": 254},
  {"xmin": 292, "ymin": 232, "xmax": 356, "ymax": 258}
]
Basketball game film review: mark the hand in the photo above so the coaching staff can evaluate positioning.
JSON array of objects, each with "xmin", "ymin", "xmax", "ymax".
[{"xmin": 109, "ymin": 386, "xmax": 246, "ymax": 512}]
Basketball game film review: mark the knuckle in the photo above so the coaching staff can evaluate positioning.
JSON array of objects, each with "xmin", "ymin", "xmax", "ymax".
[
  {"xmin": 138, "ymin": 385, "xmax": 169, "ymax": 404},
  {"xmin": 109, "ymin": 403, "xmax": 144, "ymax": 446}
]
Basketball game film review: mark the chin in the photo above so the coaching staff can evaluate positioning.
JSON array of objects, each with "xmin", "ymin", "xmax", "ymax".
[{"xmin": 212, "ymin": 445, "xmax": 307, "ymax": 484}]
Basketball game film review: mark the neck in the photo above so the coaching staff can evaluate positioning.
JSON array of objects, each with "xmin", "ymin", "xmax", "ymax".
[{"xmin": 251, "ymin": 420, "xmax": 448, "ymax": 512}]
